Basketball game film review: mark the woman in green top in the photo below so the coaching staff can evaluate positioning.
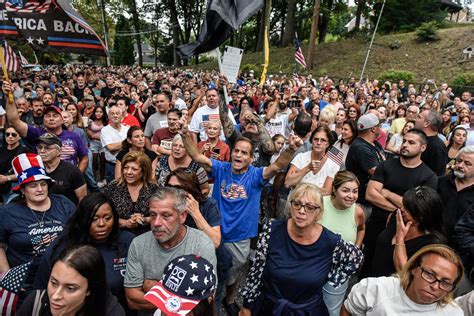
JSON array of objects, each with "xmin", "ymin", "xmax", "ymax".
[{"xmin": 319, "ymin": 170, "xmax": 365, "ymax": 316}]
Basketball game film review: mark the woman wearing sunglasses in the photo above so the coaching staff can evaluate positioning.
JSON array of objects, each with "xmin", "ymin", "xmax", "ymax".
[
  {"xmin": 0, "ymin": 127, "xmax": 31, "ymax": 203},
  {"xmin": 240, "ymin": 183, "xmax": 363, "ymax": 315}
]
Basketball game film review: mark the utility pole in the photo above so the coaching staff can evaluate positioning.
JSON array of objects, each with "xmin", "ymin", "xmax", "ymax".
[{"xmin": 307, "ymin": 0, "xmax": 321, "ymax": 70}]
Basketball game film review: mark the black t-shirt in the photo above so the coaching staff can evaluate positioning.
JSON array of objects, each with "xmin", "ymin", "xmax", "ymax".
[
  {"xmin": 421, "ymin": 135, "xmax": 448, "ymax": 176},
  {"xmin": 371, "ymin": 216, "xmax": 438, "ymax": 277},
  {"xmin": 47, "ymin": 161, "xmax": 86, "ymax": 204},
  {"xmin": 73, "ymin": 86, "xmax": 85, "ymax": 101},
  {"xmin": 0, "ymin": 145, "xmax": 31, "ymax": 193},
  {"xmin": 100, "ymin": 86, "xmax": 117, "ymax": 99},
  {"xmin": 437, "ymin": 174, "xmax": 474, "ymax": 237},
  {"xmin": 370, "ymin": 158, "xmax": 438, "ymax": 220},
  {"xmin": 345, "ymin": 137, "xmax": 385, "ymax": 204}
]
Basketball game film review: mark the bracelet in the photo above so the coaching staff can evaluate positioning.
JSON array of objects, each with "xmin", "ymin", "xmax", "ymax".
[{"xmin": 395, "ymin": 244, "xmax": 406, "ymax": 247}]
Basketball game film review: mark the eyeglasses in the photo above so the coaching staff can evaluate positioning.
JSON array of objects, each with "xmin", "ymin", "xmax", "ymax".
[
  {"xmin": 406, "ymin": 110, "xmax": 418, "ymax": 114},
  {"xmin": 415, "ymin": 186, "xmax": 424, "ymax": 199},
  {"xmin": 312, "ymin": 138, "xmax": 328, "ymax": 143},
  {"xmin": 420, "ymin": 267, "xmax": 455, "ymax": 292},
  {"xmin": 6, "ymin": 132, "xmax": 18, "ymax": 137},
  {"xmin": 290, "ymin": 200, "xmax": 320, "ymax": 213}
]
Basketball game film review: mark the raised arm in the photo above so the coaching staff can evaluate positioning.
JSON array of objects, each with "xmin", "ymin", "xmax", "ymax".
[
  {"xmin": 263, "ymin": 134, "xmax": 303, "ymax": 180},
  {"xmin": 2, "ymin": 81, "xmax": 28, "ymax": 137},
  {"xmin": 219, "ymin": 91, "xmax": 235, "ymax": 138},
  {"xmin": 255, "ymin": 113, "xmax": 275, "ymax": 155},
  {"xmin": 179, "ymin": 117, "xmax": 212, "ymax": 173}
]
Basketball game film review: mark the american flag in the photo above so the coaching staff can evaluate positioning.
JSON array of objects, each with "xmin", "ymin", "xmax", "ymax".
[
  {"xmin": 327, "ymin": 145, "xmax": 344, "ymax": 166},
  {"xmin": 5, "ymin": 0, "xmax": 52, "ymax": 13},
  {"xmin": 294, "ymin": 33, "xmax": 307, "ymax": 68},
  {"xmin": 18, "ymin": 50, "xmax": 29, "ymax": 66},
  {"xmin": 0, "ymin": 262, "xmax": 31, "ymax": 316},
  {"xmin": 202, "ymin": 114, "xmax": 220, "ymax": 127},
  {"xmin": 1, "ymin": 41, "xmax": 20, "ymax": 73}
]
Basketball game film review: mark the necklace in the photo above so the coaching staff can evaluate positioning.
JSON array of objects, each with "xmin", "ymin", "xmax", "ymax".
[{"xmin": 30, "ymin": 208, "xmax": 47, "ymax": 228}]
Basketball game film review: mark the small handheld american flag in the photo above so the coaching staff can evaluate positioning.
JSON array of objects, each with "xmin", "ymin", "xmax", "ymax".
[
  {"xmin": 0, "ymin": 262, "xmax": 31, "ymax": 316},
  {"xmin": 327, "ymin": 145, "xmax": 344, "ymax": 166}
]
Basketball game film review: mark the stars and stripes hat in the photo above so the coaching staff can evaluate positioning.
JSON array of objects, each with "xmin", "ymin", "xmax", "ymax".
[
  {"xmin": 144, "ymin": 255, "xmax": 216, "ymax": 316},
  {"xmin": 11, "ymin": 153, "xmax": 53, "ymax": 191}
]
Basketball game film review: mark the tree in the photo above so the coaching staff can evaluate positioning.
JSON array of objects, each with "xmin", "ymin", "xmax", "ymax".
[
  {"xmin": 281, "ymin": 0, "xmax": 297, "ymax": 46},
  {"xmin": 123, "ymin": 0, "xmax": 143, "ymax": 66},
  {"xmin": 307, "ymin": 0, "xmax": 321, "ymax": 69},
  {"xmin": 373, "ymin": 0, "xmax": 447, "ymax": 33},
  {"xmin": 354, "ymin": 0, "xmax": 370, "ymax": 31},
  {"xmin": 113, "ymin": 15, "xmax": 135, "ymax": 65}
]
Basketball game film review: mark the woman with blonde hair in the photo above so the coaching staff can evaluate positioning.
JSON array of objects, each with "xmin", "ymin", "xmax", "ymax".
[
  {"xmin": 240, "ymin": 183, "xmax": 363, "ymax": 315},
  {"xmin": 104, "ymin": 151, "xmax": 158, "ymax": 235},
  {"xmin": 342, "ymin": 244, "xmax": 464, "ymax": 315}
]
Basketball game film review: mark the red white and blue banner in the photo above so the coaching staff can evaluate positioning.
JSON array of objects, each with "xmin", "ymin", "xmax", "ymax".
[{"xmin": 0, "ymin": 0, "xmax": 109, "ymax": 56}]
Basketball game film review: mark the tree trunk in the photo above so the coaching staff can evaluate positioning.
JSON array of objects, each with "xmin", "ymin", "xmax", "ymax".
[
  {"xmin": 168, "ymin": 0, "xmax": 181, "ymax": 66},
  {"xmin": 318, "ymin": 0, "xmax": 332, "ymax": 44},
  {"xmin": 354, "ymin": 0, "xmax": 366, "ymax": 31},
  {"xmin": 256, "ymin": 1, "xmax": 268, "ymax": 52},
  {"xmin": 129, "ymin": 0, "xmax": 142, "ymax": 66},
  {"xmin": 307, "ymin": 0, "xmax": 321, "ymax": 70},
  {"xmin": 279, "ymin": 12, "xmax": 286, "ymax": 46},
  {"xmin": 281, "ymin": 0, "xmax": 297, "ymax": 46}
]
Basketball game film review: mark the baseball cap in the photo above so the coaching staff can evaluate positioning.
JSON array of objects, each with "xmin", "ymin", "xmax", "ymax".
[
  {"xmin": 84, "ymin": 94, "xmax": 94, "ymax": 101},
  {"xmin": 357, "ymin": 113, "xmax": 379, "ymax": 131},
  {"xmin": 144, "ymin": 255, "xmax": 216, "ymax": 316},
  {"xmin": 43, "ymin": 105, "xmax": 62, "ymax": 115},
  {"xmin": 34, "ymin": 133, "xmax": 62, "ymax": 148}
]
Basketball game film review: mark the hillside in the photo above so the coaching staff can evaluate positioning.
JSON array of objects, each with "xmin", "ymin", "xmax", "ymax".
[{"xmin": 193, "ymin": 25, "xmax": 474, "ymax": 84}]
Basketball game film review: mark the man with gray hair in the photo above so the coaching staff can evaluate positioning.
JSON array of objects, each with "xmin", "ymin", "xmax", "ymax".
[
  {"xmin": 124, "ymin": 187, "xmax": 216, "ymax": 316},
  {"xmin": 415, "ymin": 109, "xmax": 448, "ymax": 176}
]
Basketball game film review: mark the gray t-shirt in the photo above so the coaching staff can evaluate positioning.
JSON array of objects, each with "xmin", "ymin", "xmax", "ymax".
[
  {"xmin": 144, "ymin": 112, "xmax": 168, "ymax": 137},
  {"xmin": 124, "ymin": 227, "xmax": 217, "ymax": 316}
]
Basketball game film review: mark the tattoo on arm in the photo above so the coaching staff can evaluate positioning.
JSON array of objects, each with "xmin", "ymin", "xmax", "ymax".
[
  {"xmin": 219, "ymin": 97, "xmax": 235, "ymax": 138},
  {"xmin": 258, "ymin": 122, "xmax": 275, "ymax": 155}
]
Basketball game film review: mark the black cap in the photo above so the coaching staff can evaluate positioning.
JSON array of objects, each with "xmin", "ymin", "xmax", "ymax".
[{"xmin": 34, "ymin": 133, "xmax": 62, "ymax": 147}]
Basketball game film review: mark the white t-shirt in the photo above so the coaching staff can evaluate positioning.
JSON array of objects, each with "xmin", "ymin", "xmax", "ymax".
[
  {"xmin": 0, "ymin": 105, "xmax": 5, "ymax": 116},
  {"xmin": 189, "ymin": 105, "xmax": 235, "ymax": 141},
  {"xmin": 174, "ymin": 98, "xmax": 187, "ymax": 110},
  {"xmin": 144, "ymin": 112, "xmax": 168, "ymax": 137},
  {"xmin": 100, "ymin": 124, "xmax": 129, "ymax": 162},
  {"xmin": 344, "ymin": 276, "xmax": 463, "ymax": 316},
  {"xmin": 290, "ymin": 151, "xmax": 339, "ymax": 188},
  {"xmin": 265, "ymin": 112, "xmax": 290, "ymax": 138}
]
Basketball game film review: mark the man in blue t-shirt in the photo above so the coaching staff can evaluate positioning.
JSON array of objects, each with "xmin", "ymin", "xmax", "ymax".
[{"xmin": 179, "ymin": 116, "xmax": 303, "ymax": 313}]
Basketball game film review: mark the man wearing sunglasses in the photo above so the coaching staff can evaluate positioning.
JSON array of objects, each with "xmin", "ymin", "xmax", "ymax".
[{"xmin": 342, "ymin": 244, "xmax": 464, "ymax": 315}]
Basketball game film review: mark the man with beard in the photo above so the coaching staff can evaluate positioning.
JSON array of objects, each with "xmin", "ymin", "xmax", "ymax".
[
  {"xmin": 3, "ymin": 81, "xmax": 88, "ymax": 171},
  {"xmin": 180, "ymin": 117, "xmax": 303, "ymax": 315},
  {"xmin": 220, "ymin": 91, "xmax": 274, "ymax": 167},
  {"xmin": 264, "ymin": 97, "xmax": 298, "ymax": 138},
  {"xmin": 362, "ymin": 129, "xmax": 438, "ymax": 278},
  {"xmin": 42, "ymin": 92, "xmax": 54, "ymax": 107},
  {"xmin": 124, "ymin": 187, "xmax": 216, "ymax": 316},
  {"xmin": 438, "ymin": 146, "xmax": 474, "ymax": 237},
  {"xmin": 19, "ymin": 97, "xmax": 44, "ymax": 128}
]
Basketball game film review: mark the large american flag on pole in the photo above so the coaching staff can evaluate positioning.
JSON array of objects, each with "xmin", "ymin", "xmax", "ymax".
[
  {"xmin": 0, "ymin": 41, "xmax": 20, "ymax": 73},
  {"xmin": 294, "ymin": 33, "xmax": 307, "ymax": 68},
  {"xmin": 0, "ymin": 262, "xmax": 31, "ymax": 316}
]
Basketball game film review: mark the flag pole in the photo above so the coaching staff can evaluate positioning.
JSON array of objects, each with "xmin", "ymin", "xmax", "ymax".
[
  {"xmin": 259, "ymin": 25, "xmax": 269, "ymax": 87},
  {"xmin": 0, "ymin": 41, "xmax": 14, "ymax": 104},
  {"xmin": 359, "ymin": 0, "xmax": 386, "ymax": 83}
]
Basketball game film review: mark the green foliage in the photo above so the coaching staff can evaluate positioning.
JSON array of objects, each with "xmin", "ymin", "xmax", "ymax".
[
  {"xmin": 113, "ymin": 15, "xmax": 135, "ymax": 65},
  {"xmin": 373, "ymin": 0, "xmax": 447, "ymax": 34},
  {"xmin": 241, "ymin": 64, "xmax": 261, "ymax": 78},
  {"xmin": 378, "ymin": 69, "xmax": 415, "ymax": 83},
  {"xmin": 416, "ymin": 21, "xmax": 439, "ymax": 42},
  {"xmin": 452, "ymin": 73, "xmax": 474, "ymax": 86}
]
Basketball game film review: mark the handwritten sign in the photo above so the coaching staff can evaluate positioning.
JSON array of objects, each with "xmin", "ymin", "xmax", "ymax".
[{"xmin": 220, "ymin": 46, "xmax": 243, "ymax": 84}]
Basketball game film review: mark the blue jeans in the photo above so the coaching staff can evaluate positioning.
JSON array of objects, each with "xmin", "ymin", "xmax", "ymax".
[
  {"xmin": 105, "ymin": 161, "xmax": 116, "ymax": 183},
  {"xmin": 323, "ymin": 280, "xmax": 349, "ymax": 316},
  {"xmin": 84, "ymin": 149, "xmax": 99, "ymax": 192}
]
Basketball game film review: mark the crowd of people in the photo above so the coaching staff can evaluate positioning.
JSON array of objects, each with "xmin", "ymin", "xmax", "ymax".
[{"xmin": 0, "ymin": 65, "xmax": 473, "ymax": 316}]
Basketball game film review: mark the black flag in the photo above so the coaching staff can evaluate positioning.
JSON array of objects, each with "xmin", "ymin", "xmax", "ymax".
[
  {"xmin": 0, "ymin": 0, "xmax": 108, "ymax": 56},
  {"xmin": 177, "ymin": 0, "xmax": 263, "ymax": 58}
]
